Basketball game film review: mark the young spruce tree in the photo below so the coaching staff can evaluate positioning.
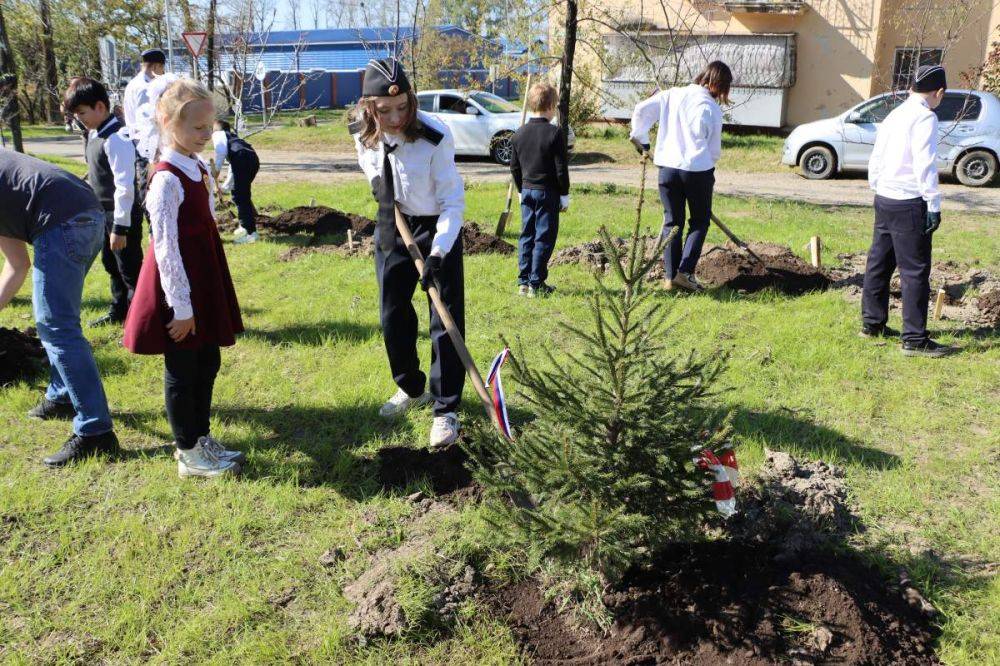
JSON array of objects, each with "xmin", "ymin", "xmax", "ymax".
[{"xmin": 468, "ymin": 199, "xmax": 730, "ymax": 582}]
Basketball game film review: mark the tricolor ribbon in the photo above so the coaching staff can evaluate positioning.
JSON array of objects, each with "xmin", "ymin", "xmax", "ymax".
[
  {"xmin": 487, "ymin": 348, "xmax": 513, "ymax": 440},
  {"xmin": 695, "ymin": 450, "xmax": 737, "ymax": 517},
  {"xmin": 718, "ymin": 444, "xmax": 740, "ymax": 488}
]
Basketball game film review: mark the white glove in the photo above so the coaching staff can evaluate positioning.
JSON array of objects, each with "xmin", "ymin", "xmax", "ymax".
[
  {"xmin": 519, "ymin": 190, "xmax": 527, "ymax": 203},
  {"xmin": 560, "ymin": 195, "xmax": 570, "ymax": 212},
  {"xmin": 221, "ymin": 169, "xmax": 234, "ymax": 193}
]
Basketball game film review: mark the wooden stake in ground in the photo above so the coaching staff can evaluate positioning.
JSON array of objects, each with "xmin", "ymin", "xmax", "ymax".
[
  {"xmin": 494, "ymin": 73, "xmax": 533, "ymax": 237},
  {"xmin": 809, "ymin": 236, "xmax": 822, "ymax": 268},
  {"xmin": 933, "ymin": 287, "xmax": 947, "ymax": 320},
  {"xmin": 393, "ymin": 206, "xmax": 500, "ymax": 431}
]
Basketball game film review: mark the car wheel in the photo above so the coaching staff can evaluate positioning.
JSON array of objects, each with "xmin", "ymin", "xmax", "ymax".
[
  {"xmin": 491, "ymin": 131, "xmax": 514, "ymax": 165},
  {"xmin": 799, "ymin": 145, "xmax": 836, "ymax": 180},
  {"xmin": 955, "ymin": 150, "xmax": 998, "ymax": 187}
]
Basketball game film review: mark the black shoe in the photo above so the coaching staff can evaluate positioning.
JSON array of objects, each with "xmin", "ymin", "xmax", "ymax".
[
  {"xmin": 27, "ymin": 398, "xmax": 76, "ymax": 421},
  {"xmin": 89, "ymin": 313, "xmax": 124, "ymax": 327},
  {"xmin": 901, "ymin": 339, "xmax": 955, "ymax": 358},
  {"xmin": 43, "ymin": 432, "xmax": 120, "ymax": 468},
  {"xmin": 527, "ymin": 283, "xmax": 556, "ymax": 298},
  {"xmin": 859, "ymin": 324, "xmax": 900, "ymax": 339}
]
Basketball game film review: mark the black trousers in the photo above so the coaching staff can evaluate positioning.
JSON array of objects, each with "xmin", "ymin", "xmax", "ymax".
[
  {"xmin": 164, "ymin": 345, "xmax": 222, "ymax": 449},
  {"xmin": 862, "ymin": 196, "xmax": 932, "ymax": 344},
  {"xmin": 100, "ymin": 209, "xmax": 144, "ymax": 319},
  {"xmin": 658, "ymin": 167, "xmax": 714, "ymax": 279},
  {"xmin": 231, "ymin": 155, "xmax": 260, "ymax": 234},
  {"xmin": 375, "ymin": 217, "xmax": 465, "ymax": 416}
]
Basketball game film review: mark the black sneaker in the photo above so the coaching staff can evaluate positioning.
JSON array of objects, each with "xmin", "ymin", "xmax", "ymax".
[
  {"xmin": 27, "ymin": 398, "xmax": 76, "ymax": 421},
  {"xmin": 859, "ymin": 324, "xmax": 900, "ymax": 339},
  {"xmin": 527, "ymin": 283, "xmax": 556, "ymax": 298},
  {"xmin": 89, "ymin": 313, "xmax": 124, "ymax": 327},
  {"xmin": 43, "ymin": 431, "xmax": 120, "ymax": 468},
  {"xmin": 901, "ymin": 339, "xmax": 955, "ymax": 358}
]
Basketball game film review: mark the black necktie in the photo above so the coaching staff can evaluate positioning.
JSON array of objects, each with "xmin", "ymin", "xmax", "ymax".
[{"xmin": 377, "ymin": 143, "xmax": 397, "ymax": 251}]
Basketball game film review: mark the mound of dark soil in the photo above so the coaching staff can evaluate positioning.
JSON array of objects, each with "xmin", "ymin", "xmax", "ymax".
[
  {"xmin": 0, "ymin": 327, "xmax": 47, "ymax": 386},
  {"xmin": 375, "ymin": 444, "xmax": 473, "ymax": 495},
  {"xmin": 491, "ymin": 449, "xmax": 938, "ymax": 664},
  {"xmin": 696, "ymin": 242, "xmax": 831, "ymax": 295},
  {"xmin": 462, "ymin": 223, "xmax": 515, "ymax": 255},
  {"xmin": 264, "ymin": 205, "xmax": 372, "ymax": 237},
  {"xmin": 498, "ymin": 542, "xmax": 938, "ymax": 665},
  {"xmin": 215, "ymin": 209, "xmax": 272, "ymax": 233},
  {"xmin": 977, "ymin": 290, "xmax": 1000, "ymax": 327},
  {"xmin": 553, "ymin": 237, "xmax": 830, "ymax": 295}
]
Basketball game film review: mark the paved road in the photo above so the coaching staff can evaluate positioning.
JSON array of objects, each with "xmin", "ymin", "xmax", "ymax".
[{"xmin": 24, "ymin": 135, "xmax": 1000, "ymax": 214}]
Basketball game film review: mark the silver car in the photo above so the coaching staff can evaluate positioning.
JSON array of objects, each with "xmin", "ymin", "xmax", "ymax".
[
  {"xmin": 416, "ymin": 89, "xmax": 575, "ymax": 165},
  {"xmin": 782, "ymin": 89, "xmax": 1000, "ymax": 187}
]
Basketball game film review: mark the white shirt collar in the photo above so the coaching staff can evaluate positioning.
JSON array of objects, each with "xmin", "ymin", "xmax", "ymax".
[
  {"xmin": 907, "ymin": 94, "xmax": 931, "ymax": 110},
  {"xmin": 161, "ymin": 147, "xmax": 204, "ymax": 181}
]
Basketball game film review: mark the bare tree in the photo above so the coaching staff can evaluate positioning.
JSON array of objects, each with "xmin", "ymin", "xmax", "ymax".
[
  {"xmin": 38, "ymin": 0, "xmax": 59, "ymax": 122},
  {"xmin": 207, "ymin": 0, "xmax": 218, "ymax": 90},
  {"xmin": 0, "ymin": 1, "xmax": 24, "ymax": 151},
  {"xmin": 286, "ymin": 0, "xmax": 302, "ymax": 30}
]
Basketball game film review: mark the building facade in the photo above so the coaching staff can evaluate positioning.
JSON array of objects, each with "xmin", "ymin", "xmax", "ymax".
[{"xmin": 586, "ymin": 0, "xmax": 1000, "ymax": 127}]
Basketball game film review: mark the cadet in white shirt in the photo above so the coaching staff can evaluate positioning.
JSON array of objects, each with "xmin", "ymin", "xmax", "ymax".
[
  {"xmin": 64, "ymin": 77, "xmax": 144, "ymax": 327},
  {"xmin": 862, "ymin": 64, "xmax": 953, "ymax": 358},
  {"xmin": 350, "ymin": 58, "xmax": 466, "ymax": 450},
  {"xmin": 123, "ymin": 49, "xmax": 166, "ymax": 217},
  {"xmin": 630, "ymin": 61, "xmax": 731, "ymax": 292}
]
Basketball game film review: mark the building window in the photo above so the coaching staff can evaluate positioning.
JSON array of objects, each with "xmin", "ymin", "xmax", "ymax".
[{"xmin": 892, "ymin": 48, "xmax": 943, "ymax": 90}]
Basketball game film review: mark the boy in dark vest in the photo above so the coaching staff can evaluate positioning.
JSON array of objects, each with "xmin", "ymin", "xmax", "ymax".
[
  {"xmin": 64, "ymin": 77, "xmax": 143, "ymax": 326},
  {"xmin": 213, "ymin": 119, "xmax": 261, "ymax": 244},
  {"xmin": 863, "ymin": 65, "xmax": 954, "ymax": 357},
  {"xmin": 509, "ymin": 81, "xmax": 570, "ymax": 297}
]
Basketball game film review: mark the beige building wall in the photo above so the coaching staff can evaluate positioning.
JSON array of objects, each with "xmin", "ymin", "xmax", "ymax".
[{"xmin": 579, "ymin": 0, "xmax": 1000, "ymax": 127}]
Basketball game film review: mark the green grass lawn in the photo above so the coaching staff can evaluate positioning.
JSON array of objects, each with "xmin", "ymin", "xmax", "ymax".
[{"xmin": 1, "ymin": 181, "xmax": 997, "ymax": 663}]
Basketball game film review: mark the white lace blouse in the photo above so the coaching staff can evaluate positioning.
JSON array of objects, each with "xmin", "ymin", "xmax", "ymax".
[{"xmin": 145, "ymin": 148, "xmax": 216, "ymax": 322}]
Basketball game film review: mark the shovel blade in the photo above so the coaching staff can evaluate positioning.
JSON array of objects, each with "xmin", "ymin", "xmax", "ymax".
[{"xmin": 495, "ymin": 211, "xmax": 510, "ymax": 237}]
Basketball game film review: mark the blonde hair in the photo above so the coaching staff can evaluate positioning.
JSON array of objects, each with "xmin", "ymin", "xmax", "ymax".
[
  {"xmin": 527, "ymin": 82, "xmax": 558, "ymax": 113},
  {"xmin": 351, "ymin": 90, "xmax": 421, "ymax": 150},
  {"xmin": 156, "ymin": 78, "xmax": 213, "ymax": 148}
]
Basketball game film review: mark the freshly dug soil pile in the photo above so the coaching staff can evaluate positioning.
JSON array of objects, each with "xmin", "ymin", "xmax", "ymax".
[
  {"xmin": 0, "ymin": 327, "xmax": 47, "ymax": 386},
  {"xmin": 264, "ymin": 206, "xmax": 371, "ymax": 237},
  {"xmin": 829, "ymin": 254, "xmax": 1000, "ymax": 326},
  {"xmin": 976, "ymin": 290, "xmax": 1000, "ymax": 327},
  {"xmin": 375, "ymin": 444, "xmax": 473, "ymax": 495},
  {"xmin": 695, "ymin": 243, "xmax": 831, "ymax": 295},
  {"xmin": 215, "ymin": 209, "xmax": 272, "ymax": 233},
  {"xmin": 553, "ymin": 237, "xmax": 830, "ymax": 295},
  {"xmin": 492, "ymin": 450, "xmax": 938, "ymax": 665},
  {"xmin": 462, "ymin": 222, "xmax": 515, "ymax": 255}
]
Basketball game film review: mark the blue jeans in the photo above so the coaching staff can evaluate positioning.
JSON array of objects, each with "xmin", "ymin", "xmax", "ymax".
[
  {"xmin": 32, "ymin": 210, "xmax": 114, "ymax": 436},
  {"xmin": 518, "ymin": 188, "xmax": 560, "ymax": 287}
]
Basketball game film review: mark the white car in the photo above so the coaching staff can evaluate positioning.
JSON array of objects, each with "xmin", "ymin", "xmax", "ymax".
[
  {"xmin": 416, "ymin": 89, "xmax": 575, "ymax": 165},
  {"xmin": 782, "ymin": 89, "xmax": 1000, "ymax": 187}
]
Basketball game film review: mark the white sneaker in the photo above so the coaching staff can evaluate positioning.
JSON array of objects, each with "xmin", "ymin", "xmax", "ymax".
[
  {"xmin": 379, "ymin": 388, "xmax": 432, "ymax": 419},
  {"xmin": 177, "ymin": 437, "xmax": 242, "ymax": 478},
  {"xmin": 232, "ymin": 226, "xmax": 248, "ymax": 240},
  {"xmin": 429, "ymin": 412, "xmax": 460, "ymax": 450},
  {"xmin": 672, "ymin": 271, "xmax": 705, "ymax": 292},
  {"xmin": 173, "ymin": 435, "xmax": 246, "ymax": 465},
  {"xmin": 233, "ymin": 231, "xmax": 258, "ymax": 244}
]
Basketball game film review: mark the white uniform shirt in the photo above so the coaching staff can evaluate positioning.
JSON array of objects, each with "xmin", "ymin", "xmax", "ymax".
[
  {"xmin": 210, "ymin": 130, "xmax": 234, "ymax": 190},
  {"xmin": 630, "ymin": 84, "xmax": 723, "ymax": 172},
  {"xmin": 353, "ymin": 111, "xmax": 465, "ymax": 257},
  {"xmin": 868, "ymin": 94, "xmax": 942, "ymax": 213},
  {"xmin": 123, "ymin": 70, "xmax": 155, "ymax": 129},
  {"xmin": 91, "ymin": 116, "xmax": 137, "ymax": 229},
  {"xmin": 145, "ymin": 148, "xmax": 215, "ymax": 321}
]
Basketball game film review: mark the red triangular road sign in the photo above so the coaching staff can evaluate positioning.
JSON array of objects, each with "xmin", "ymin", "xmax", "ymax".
[{"xmin": 181, "ymin": 31, "xmax": 208, "ymax": 58}]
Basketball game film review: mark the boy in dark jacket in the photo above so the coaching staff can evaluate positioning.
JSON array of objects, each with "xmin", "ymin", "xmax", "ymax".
[
  {"xmin": 510, "ymin": 82, "xmax": 570, "ymax": 297},
  {"xmin": 213, "ymin": 120, "xmax": 261, "ymax": 244}
]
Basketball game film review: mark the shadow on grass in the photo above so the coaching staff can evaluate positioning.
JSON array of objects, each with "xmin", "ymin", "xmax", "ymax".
[
  {"xmin": 732, "ymin": 408, "xmax": 900, "ymax": 470},
  {"xmin": 240, "ymin": 320, "xmax": 379, "ymax": 346}
]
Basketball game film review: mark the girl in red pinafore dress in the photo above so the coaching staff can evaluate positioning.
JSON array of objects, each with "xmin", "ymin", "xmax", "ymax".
[{"xmin": 123, "ymin": 79, "xmax": 245, "ymax": 479}]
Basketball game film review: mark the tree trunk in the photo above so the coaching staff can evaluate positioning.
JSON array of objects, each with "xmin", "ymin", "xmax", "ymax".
[
  {"xmin": 207, "ymin": 0, "xmax": 217, "ymax": 90},
  {"xmin": 0, "ymin": 2, "xmax": 24, "ymax": 151},
  {"xmin": 557, "ymin": 0, "xmax": 577, "ymax": 142},
  {"xmin": 177, "ymin": 0, "xmax": 194, "ymax": 31},
  {"xmin": 38, "ymin": 0, "xmax": 60, "ymax": 123}
]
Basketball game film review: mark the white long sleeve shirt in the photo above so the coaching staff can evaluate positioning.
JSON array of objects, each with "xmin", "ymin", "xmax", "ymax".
[
  {"xmin": 210, "ymin": 130, "xmax": 234, "ymax": 190},
  {"xmin": 145, "ymin": 148, "xmax": 216, "ymax": 321},
  {"xmin": 868, "ymin": 94, "xmax": 942, "ymax": 213},
  {"xmin": 353, "ymin": 111, "xmax": 465, "ymax": 257},
  {"xmin": 630, "ymin": 84, "xmax": 723, "ymax": 172},
  {"xmin": 123, "ymin": 71, "xmax": 155, "ymax": 129},
  {"xmin": 90, "ymin": 116, "xmax": 136, "ymax": 229}
]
